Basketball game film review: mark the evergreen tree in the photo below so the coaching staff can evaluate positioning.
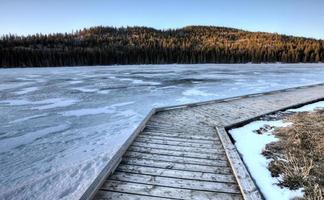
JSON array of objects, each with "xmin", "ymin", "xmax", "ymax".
[{"xmin": 0, "ymin": 26, "xmax": 323, "ymax": 67}]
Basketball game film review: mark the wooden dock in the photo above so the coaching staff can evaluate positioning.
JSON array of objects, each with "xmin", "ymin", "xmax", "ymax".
[{"xmin": 82, "ymin": 83, "xmax": 324, "ymax": 200}]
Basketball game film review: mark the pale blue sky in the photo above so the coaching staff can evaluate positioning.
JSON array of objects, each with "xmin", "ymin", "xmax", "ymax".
[{"xmin": 1, "ymin": 0, "xmax": 323, "ymax": 39}]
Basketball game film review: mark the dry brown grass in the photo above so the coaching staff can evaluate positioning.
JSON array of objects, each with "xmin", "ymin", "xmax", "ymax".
[{"xmin": 263, "ymin": 109, "xmax": 324, "ymax": 199}]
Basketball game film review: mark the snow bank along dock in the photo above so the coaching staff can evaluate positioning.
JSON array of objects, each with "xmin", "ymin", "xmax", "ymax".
[{"xmin": 83, "ymin": 83, "xmax": 324, "ymax": 200}]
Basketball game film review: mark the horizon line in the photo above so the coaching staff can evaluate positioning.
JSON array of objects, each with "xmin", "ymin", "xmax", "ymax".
[{"xmin": 1, "ymin": 25, "xmax": 323, "ymax": 40}]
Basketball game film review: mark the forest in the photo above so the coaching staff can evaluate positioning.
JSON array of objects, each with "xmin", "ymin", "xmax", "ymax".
[{"xmin": 0, "ymin": 26, "xmax": 323, "ymax": 67}]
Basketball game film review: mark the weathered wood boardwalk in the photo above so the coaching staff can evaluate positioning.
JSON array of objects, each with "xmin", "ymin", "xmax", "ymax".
[{"xmin": 84, "ymin": 84, "xmax": 324, "ymax": 200}]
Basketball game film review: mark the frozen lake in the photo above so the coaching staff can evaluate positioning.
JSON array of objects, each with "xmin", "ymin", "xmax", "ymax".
[{"xmin": 1, "ymin": 64, "xmax": 324, "ymax": 200}]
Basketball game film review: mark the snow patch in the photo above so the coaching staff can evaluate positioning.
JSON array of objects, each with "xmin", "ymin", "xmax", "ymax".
[
  {"xmin": 72, "ymin": 87, "xmax": 98, "ymax": 93},
  {"xmin": 15, "ymin": 87, "xmax": 39, "ymax": 95},
  {"xmin": 120, "ymin": 78, "xmax": 161, "ymax": 85},
  {"xmin": 229, "ymin": 100, "xmax": 324, "ymax": 200},
  {"xmin": 33, "ymin": 99, "xmax": 78, "ymax": 110},
  {"xmin": 0, "ymin": 98, "xmax": 77, "ymax": 109},
  {"xmin": 183, "ymin": 88, "xmax": 216, "ymax": 97},
  {"xmin": 0, "ymin": 82, "xmax": 30, "ymax": 91},
  {"xmin": 69, "ymin": 80, "xmax": 83, "ymax": 84},
  {"xmin": 176, "ymin": 97, "xmax": 192, "ymax": 104},
  {"xmin": 10, "ymin": 114, "xmax": 48, "ymax": 124},
  {"xmin": 229, "ymin": 120, "xmax": 301, "ymax": 200},
  {"xmin": 61, "ymin": 102, "xmax": 134, "ymax": 117},
  {"xmin": 61, "ymin": 107, "xmax": 114, "ymax": 116},
  {"xmin": 0, "ymin": 99, "xmax": 31, "ymax": 106},
  {"xmin": 286, "ymin": 101, "xmax": 324, "ymax": 112}
]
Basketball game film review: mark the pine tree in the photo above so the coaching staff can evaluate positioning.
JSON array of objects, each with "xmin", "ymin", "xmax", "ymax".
[{"xmin": 0, "ymin": 26, "xmax": 323, "ymax": 67}]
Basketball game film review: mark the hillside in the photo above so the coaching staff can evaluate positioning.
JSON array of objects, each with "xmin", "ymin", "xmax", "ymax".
[{"xmin": 0, "ymin": 26, "xmax": 323, "ymax": 67}]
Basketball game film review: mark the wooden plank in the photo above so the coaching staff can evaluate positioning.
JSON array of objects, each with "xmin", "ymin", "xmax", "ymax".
[
  {"xmin": 124, "ymin": 151, "xmax": 228, "ymax": 166},
  {"xmin": 134, "ymin": 137, "xmax": 220, "ymax": 148},
  {"xmin": 141, "ymin": 131, "xmax": 217, "ymax": 140},
  {"xmin": 145, "ymin": 123, "xmax": 214, "ymax": 131},
  {"xmin": 216, "ymin": 127, "xmax": 262, "ymax": 200},
  {"xmin": 131, "ymin": 142, "xmax": 225, "ymax": 154},
  {"xmin": 116, "ymin": 164, "xmax": 236, "ymax": 183},
  {"xmin": 129, "ymin": 146, "xmax": 224, "ymax": 159},
  {"xmin": 121, "ymin": 159, "xmax": 232, "ymax": 174},
  {"xmin": 145, "ymin": 123, "xmax": 213, "ymax": 131},
  {"xmin": 137, "ymin": 134, "xmax": 217, "ymax": 144},
  {"xmin": 101, "ymin": 180, "xmax": 243, "ymax": 200},
  {"xmin": 108, "ymin": 172, "xmax": 241, "ymax": 193},
  {"xmin": 131, "ymin": 143, "xmax": 224, "ymax": 155},
  {"xmin": 96, "ymin": 190, "xmax": 174, "ymax": 200},
  {"xmin": 143, "ymin": 127, "xmax": 216, "ymax": 136}
]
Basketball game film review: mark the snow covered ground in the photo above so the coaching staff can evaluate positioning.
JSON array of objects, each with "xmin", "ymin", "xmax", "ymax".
[
  {"xmin": 1, "ymin": 64, "xmax": 324, "ymax": 200},
  {"xmin": 229, "ymin": 100, "xmax": 324, "ymax": 200}
]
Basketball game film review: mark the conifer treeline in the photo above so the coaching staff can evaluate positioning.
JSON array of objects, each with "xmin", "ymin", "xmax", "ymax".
[{"xmin": 0, "ymin": 26, "xmax": 323, "ymax": 67}]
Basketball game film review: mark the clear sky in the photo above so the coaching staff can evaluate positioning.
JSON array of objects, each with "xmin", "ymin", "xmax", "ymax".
[{"xmin": 1, "ymin": 0, "xmax": 323, "ymax": 39}]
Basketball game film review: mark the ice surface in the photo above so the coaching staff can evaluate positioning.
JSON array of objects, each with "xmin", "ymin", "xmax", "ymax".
[
  {"xmin": 229, "ymin": 101, "xmax": 324, "ymax": 200},
  {"xmin": 183, "ymin": 88, "xmax": 217, "ymax": 97},
  {"xmin": 0, "ymin": 124, "xmax": 70, "ymax": 153},
  {"xmin": 1, "ymin": 64, "xmax": 324, "ymax": 200},
  {"xmin": 61, "ymin": 102, "xmax": 134, "ymax": 117},
  {"xmin": 15, "ymin": 87, "xmax": 39, "ymax": 95}
]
